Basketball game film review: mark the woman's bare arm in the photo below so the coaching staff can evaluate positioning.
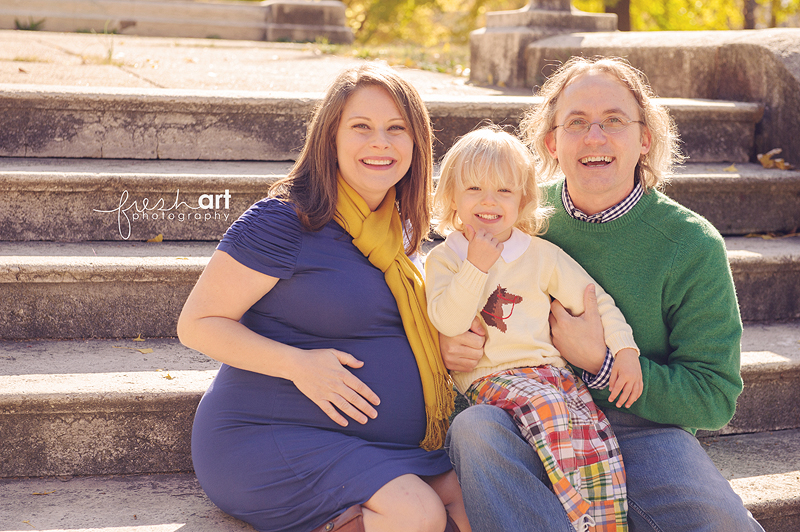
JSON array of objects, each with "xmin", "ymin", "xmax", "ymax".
[{"xmin": 178, "ymin": 250, "xmax": 380, "ymax": 426}]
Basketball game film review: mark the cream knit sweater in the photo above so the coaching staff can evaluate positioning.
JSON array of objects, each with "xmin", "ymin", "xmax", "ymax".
[{"xmin": 425, "ymin": 229, "xmax": 639, "ymax": 394}]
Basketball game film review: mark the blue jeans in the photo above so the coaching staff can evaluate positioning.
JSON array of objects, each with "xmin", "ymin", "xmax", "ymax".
[{"xmin": 446, "ymin": 404, "xmax": 765, "ymax": 532}]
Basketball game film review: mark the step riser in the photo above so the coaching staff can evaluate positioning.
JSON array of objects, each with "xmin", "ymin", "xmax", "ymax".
[
  {"xmin": 1, "ymin": 397, "xmax": 196, "ymax": 477},
  {"xmin": 752, "ymin": 514, "xmax": 800, "ymax": 532},
  {"xmin": 1, "ymin": 177, "xmax": 272, "ymax": 242},
  {"xmin": 698, "ymin": 369, "xmax": 800, "ymax": 437},
  {"xmin": 1, "ymin": 363, "xmax": 797, "ymax": 478},
  {"xmin": 1, "ymin": 277, "xmax": 199, "ymax": 339},
  {"xmin": 3, "ymin": 164, "xmax": 799, "ymax": 242},
  {"xmin": 2, "ymin": 255, "xmax": 796, "ymax": 339},
  {"xmin": 731, "ymin": 262, "xmax": 800, "ymax": 321},
  {"xmin": 665, "ymin": 175, "xmax": 800, "ymax": 235},
  {"xmin": 0, "ymin": 88, "xmax": 763, "ymax": 163}
]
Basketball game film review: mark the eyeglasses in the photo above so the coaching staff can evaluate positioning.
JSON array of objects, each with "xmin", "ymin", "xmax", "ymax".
[{"xmin": 553, "ymin": 117, "xmax": 644, "ymax": 134}]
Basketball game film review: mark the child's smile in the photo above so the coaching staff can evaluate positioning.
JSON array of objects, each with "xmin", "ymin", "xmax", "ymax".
[{"xmin": 452, "ymin": 180, "xmax": 522, "ymax": 243}]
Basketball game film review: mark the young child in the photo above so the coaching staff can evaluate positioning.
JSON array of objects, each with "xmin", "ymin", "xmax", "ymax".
[{"xmin": 425, "ymin": 126, "xmax": 642, "ymax": 532}]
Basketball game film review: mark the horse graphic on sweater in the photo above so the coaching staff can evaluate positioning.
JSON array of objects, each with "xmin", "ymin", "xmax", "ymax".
[{"xmin": 481, "ymin": 285, "xmax": 523, "ymax": 333}]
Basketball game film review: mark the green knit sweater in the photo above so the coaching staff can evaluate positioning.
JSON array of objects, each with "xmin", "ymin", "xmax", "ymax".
[{"xmin": 541, "ymin": 180, "xmax": 743, "ymax": 433}]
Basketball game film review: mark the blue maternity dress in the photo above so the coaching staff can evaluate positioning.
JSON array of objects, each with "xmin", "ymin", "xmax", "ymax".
[{"xmin": 191, "ymin": 198, "xmax": 452, "ymax": 532}]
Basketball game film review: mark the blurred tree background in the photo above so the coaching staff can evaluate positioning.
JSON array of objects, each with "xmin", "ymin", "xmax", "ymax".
[{"xmin": 340, "ymin": 0, "xmax": 799, "ymax": 44}]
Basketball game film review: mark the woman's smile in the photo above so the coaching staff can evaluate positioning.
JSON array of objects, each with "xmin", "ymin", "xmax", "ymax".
[{"xmin": 336, "ymin": 86, "xmax": 413, "ymax": 210}]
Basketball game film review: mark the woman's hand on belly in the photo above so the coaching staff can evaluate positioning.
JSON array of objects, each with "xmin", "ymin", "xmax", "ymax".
[{"xmin": 289, "ymin": 348, "xmax": 382, "ymax": 427}]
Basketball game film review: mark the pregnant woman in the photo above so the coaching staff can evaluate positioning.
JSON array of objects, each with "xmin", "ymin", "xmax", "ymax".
[{"xmin": 178, "ymin": 63, "xmax": 469, "ymax": 532}]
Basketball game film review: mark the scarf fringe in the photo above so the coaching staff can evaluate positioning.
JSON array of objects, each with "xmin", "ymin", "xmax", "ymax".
[{"xmin": 419, "ymin": 373, "xmax": 457, "ymax": 451}]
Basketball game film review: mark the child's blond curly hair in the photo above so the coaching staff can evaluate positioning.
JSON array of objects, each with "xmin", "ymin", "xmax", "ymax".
[{"xmin": 434, "ymin": 125, "xmax": 553, "ymax": 237}]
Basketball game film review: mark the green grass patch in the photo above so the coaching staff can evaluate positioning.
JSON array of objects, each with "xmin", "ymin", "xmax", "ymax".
[
  {"xmin": 12, "ymin": 56, "xmax": 50, "ymax": 63},
  {"xmin": 313, "ymin": 41, "xmax": 470, "ymax": 77},
  {"xmin": 15, "ymin": 17, "xmax": 45, "ymax": 31}
]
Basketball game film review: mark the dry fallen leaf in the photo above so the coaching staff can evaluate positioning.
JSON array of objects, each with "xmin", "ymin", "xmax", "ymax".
[
  {"xmin": 724, "ymin": 164, "xmax": 737, "ymax": 172},
  {"xmin": 757, "ymin": 148, "xmax": 794, "ymax": 170},
  {"xmin": 147, "ymin": 234, "xmax": 164, "ymax": 242},
  {"xmin": 32, "ymin": 490, "xmax": 56, "ymax": 495},
  {"xmin": 19, "ymin": 67, "xmax": 28, "ymax": 73},
  {"xmin": 163, "ymin": 373, "xmax": 174, "ymax": 380},
  {"xmin": 132, "ymin": 334, "xmax": 145, "ymax": 342},
  {"xmin": 745, "ymin": 231, "xmax": 799, "ymax": 239},
  {"xmin": 113, "ymin": 346, "xmax": 154, "ymax": 354}
]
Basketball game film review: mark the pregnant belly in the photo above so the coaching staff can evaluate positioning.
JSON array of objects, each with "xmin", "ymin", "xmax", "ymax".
[{"xmin": 208, "ymin": 341, "xmax": 428, "ymax": 446}]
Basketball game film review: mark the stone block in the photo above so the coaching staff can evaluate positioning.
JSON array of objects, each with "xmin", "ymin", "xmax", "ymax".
[
  {"xmin": 470, "ymin": 2, "xmax": 616, "ymax": 87},
  {"xmin": 523, "ymin": 29, "xmax": 800, "ymax": 166},
  {"xmin": 0, "ymin": 0, "xmax": 354, "ymax": 43}
]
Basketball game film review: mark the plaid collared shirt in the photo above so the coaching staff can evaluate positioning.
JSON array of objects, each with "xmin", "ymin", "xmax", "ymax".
[
  {"xmin": 562, "ymin": 178, "xmax": 644, "ymax": 224},
  {"xmin": 561, "ymin": 179, "xmax": 643, "ymax": 389}
]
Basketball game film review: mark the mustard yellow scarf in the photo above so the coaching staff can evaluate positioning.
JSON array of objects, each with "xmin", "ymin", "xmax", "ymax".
[{"xmin": 334, "ymin": 174, "xmax": 454, "ymax": 451}]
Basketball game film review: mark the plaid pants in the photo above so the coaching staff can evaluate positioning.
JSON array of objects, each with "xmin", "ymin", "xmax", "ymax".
[{"xmin": 466, "ymin": 366, "xmax": 628, "ymax": 531}]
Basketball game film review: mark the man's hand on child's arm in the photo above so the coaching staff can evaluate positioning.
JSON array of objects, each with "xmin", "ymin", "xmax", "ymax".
[
  {"xmin": 464, "ymin": 225, "xmax": 503, "ymax": 273},
  {"xmin": 440, "ymin": 316, "xmax": 486, "ymax": 372},
  {"xmin": 608, "ymin": 348, "xmax": 643, "ymax": 409},
  {"xmin": 550, "ymin": 284, "xmax": 606, "ymax": 375}
]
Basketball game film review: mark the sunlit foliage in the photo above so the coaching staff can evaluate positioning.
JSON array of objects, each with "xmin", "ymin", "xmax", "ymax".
[
  {"xmin": 338, "ymin": 0, "xmax": 798, "ymax": 45},
  {"xmin": 574, "ymin": 0, "xmax": 799, "ymax": 30}
]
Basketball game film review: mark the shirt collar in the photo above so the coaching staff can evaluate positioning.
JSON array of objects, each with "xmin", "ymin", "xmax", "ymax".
[
  {"xmin": 562, "ymin": 178, "xmax": 643, "ymax": 223},
  {"xmin": 445, "ymin": 228, "xmax": 531, "ymax": 264}
]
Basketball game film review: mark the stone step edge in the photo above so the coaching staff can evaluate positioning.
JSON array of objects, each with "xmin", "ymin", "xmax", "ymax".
[
  {"xmin": 2, "ymin": 160, "xmax": 798, "ymax": 239},
  {"xmin": 699, "ymin": 428, "xmax": 800, "ymax": 525},
  {"xmin": 0, "ymin": 337, "xmax": 218, "ymax": 414},
  {"xmin": 1, "ymin": 319, "xmax": 798, "ymax": 404},
  {"xmin": 2, "ymin": 237, "xmax": 799, "ymax": 283},
  {"xmin": 0, "ymin": 472, "xmax": 256, "ymax": 531},
  {"xmin": 0, "ymin": 430, "xmax": 796, "ymax": 531},
  {"xmin": 0, "ymin": 89, "xmax": 763, "ymax": 162},
  {"xmin": 2, "ymin": 160, "xmax": 799, "ymax": 185},
  {"xmin": 0, "ymin": 84, "xmax": 765, "ymax": 118}
]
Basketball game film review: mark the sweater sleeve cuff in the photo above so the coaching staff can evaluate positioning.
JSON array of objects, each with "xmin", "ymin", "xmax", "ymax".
[
  {"xmin": 605, "ymin": 331, "xmax": 640, "ymax": 358},
  {"xmin": 453, "ymin": 258, "xmax": 489, "ymax": 295}
]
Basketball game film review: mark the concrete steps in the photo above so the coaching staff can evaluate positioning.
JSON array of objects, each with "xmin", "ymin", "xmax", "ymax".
[
  {"xmin": 0, "ymin": 241, "xmax": 214, "ymax": 339},
  {"xmin": 0, "ymin": 158, "xmax": 288, "ymax": 241},
  {"xmin": 2, "ymin": 237, "xmax": 798, "ymax": 339},
  {"xmin": 0, "ymin": 85, "xmax": 764, "ymax": 162},
  {"xmin": 668, "ymin": 162, "xmax": 800, "ymax": 235},
  {"xmin": 2, "ymin": 159, "xmax": 798, "ymax": 242},
  {"xmin": 0, "ymin": 472, "xmax": 256, "ymax": 531},
  {"xmin": 699, "ymin": 428, "xmax": 800, "ymax": 532},
  {"xmin": 0, "ymin": 337, "xmax": 216, "ymax": 477},
  {"xmin": 1, "ymin": 323, "xmax": 798, "ymax": 519},
  {"xmin": 698, "ymin": 320, "xmax": 800, "ymax": 437},
  {"xmin": 0, "ymin": 429, "xmax": 796, "ymax": 532},
  {"xmin": 0, "ymin": 34, "xmax": 796, "ymax": 530}
]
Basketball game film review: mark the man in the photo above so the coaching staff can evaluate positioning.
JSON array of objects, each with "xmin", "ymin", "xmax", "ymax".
[{"xmin": 442, "ymin": 57, "xmax": 763, "ymax": 531}]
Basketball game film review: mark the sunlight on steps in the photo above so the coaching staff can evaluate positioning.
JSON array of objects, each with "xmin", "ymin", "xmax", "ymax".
[{"xmin": 6, "ymin": 526, "xmax": 185, "ymax": 532}]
